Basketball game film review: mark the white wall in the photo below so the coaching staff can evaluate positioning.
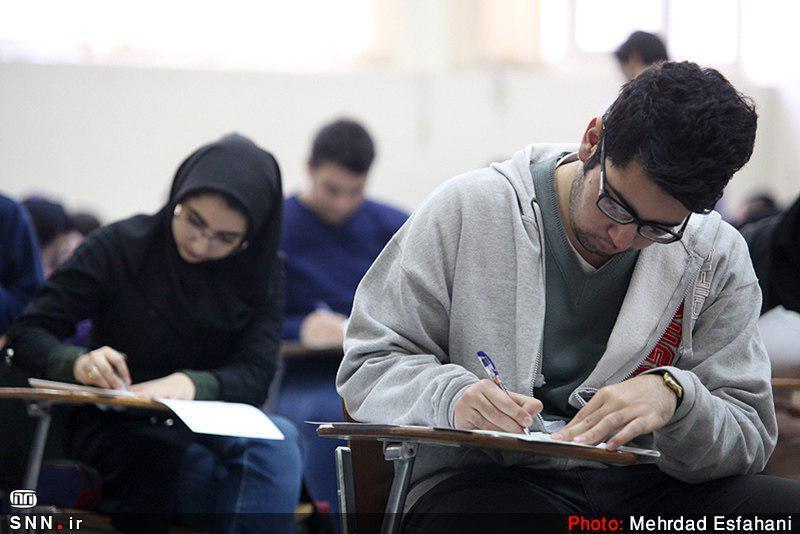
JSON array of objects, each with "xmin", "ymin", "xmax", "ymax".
[{"xmin": 0, "ymin": 60, "xmax": 790, "ymax": 223}]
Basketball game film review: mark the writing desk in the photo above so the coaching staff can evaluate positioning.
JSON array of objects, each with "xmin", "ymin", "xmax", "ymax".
[
  {"xmin": 317, "ymin": 422, "xmax": 637, "ymax": 534},
  {"xmin": 266, "ymin": 343, "xmax": 343, "ymax": 412},
  {"xmin": 0, "ymin": 387, "xmax": 166, "ymax": 491},
  {"xmin": 773, "ymin": 377, "xmax": 800, "ymax": 390},
  {"xmin": 278, "ymin": 341, "xmax": 343, "ymax": 360}
]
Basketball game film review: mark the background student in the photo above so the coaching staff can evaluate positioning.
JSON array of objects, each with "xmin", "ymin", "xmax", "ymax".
[
  {"xmin": 276, "ymin": 118, "xmax": 408, "ymax": 513},
  {"xmin": 22, "ymin": 195, "xmax": 84, "ymax": 278},
  {"xmin": 0, "ymin": 192, "xmax": 43, "ymax": 347},
  {"xmin": 614, "ymin": 30, "xmax": 669, "ymax": 81},
  {"xmin": 741, "ymin": 194, "xmax": 800, "ymax": 480},
  {"xmin": 5, "ymin": 134, "xmax": 302, "ymax": 533}
]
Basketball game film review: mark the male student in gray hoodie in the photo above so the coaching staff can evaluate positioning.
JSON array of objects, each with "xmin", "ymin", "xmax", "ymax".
[{"xmin": 338, "ymin": 61, "xmax": 800, "ymax": 527}]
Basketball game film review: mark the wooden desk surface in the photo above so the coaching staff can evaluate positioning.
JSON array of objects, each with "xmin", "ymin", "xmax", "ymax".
[
  {"xmin": 772, "ymin": 378, "xmax": 800, "ymax": 390},
  {"xmin": 318, "ymin": 423, "xmax": 637, "ymax": 465},
  {"xmin": 0, "ymin": 387, "xmax": 168, "ymax": 411},
  {"xmin": 279, "ymin": 342, "xmax": 343, "ymax": 359}
]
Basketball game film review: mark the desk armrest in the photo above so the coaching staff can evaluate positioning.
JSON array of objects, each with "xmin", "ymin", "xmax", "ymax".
[{"xmin": 317, "ymin": 423, "xmax": 637, "ymax": 465}]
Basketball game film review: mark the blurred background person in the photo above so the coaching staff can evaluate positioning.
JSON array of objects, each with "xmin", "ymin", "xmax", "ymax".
[
  {"xmin": 731, "ymin": 191, "xmax": 782, "ymax": 229},
  {"xmin": 70, "ymin": 210, "xmax": 102, "ymax": 237},
  {"xmin": 0, "ymin": 193, "xmax": 43, "ymax": 345},
  {"xmin": 740, "ymin": 194, "xmax": 800, "ymax": 480},
  {"xmin": 22, "ymin": 196, "xmax": 97, "ymax": 346},
  {"xmin": 22, "ymin": 196, "xmax": 84, "ymax": 278},
  {"xmin": 275, "ymin": 118, "xmax": 407, "ymax": 515},
  {"xmin": 280, "ymin": 118, "xmax": 408, "ymax": 348},
  {"xmin": 614, "ymin": 30, "xmax": 669, "ymax": 81}
]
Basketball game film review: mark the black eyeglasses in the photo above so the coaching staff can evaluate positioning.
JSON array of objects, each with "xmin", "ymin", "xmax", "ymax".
[{"xmin": 596, "ymin": 138, "xmax": 690, "ymax": 244}]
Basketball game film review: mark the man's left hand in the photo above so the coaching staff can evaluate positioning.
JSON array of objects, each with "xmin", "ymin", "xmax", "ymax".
[{"xmin": 551, "ymin": 374, "xmax": 677, "ymax": 450}]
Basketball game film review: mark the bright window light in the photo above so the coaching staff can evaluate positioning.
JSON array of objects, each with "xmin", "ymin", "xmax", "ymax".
[
  {"xmin": 741, "ymin": 0, "xmax": 797, "ymax": 85},
  {"xmin": 669, "ymin": 0, "xmax": 737, "ymax": 65},
  {"xmin": 574, "ymin": 0, "xmax": 663, "ymax": 53},
  {"xmin": 539, "ymin": 0, "xmax": 569, "ymax": 63},
  {"xmin": 0, "ymin": 0, "xmax": 376, "ymax": 72}
]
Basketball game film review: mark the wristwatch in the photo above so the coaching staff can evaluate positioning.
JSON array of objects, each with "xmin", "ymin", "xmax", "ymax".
[{"xmin": 662, "ymin": 371, "xmax": 683, "ymax": 408}]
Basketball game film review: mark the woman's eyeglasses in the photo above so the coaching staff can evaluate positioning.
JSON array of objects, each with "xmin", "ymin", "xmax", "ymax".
[{"xmin": 173, "ymin": 204, "xmax": 246, "ymax": 250}]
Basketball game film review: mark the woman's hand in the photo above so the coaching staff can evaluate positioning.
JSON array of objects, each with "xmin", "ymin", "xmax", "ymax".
[
  {"xmin": 73, "ymin": 346, "xmax": 131, "ymax": 389},
  {"xmin": 131, "ymin": 372, "xmax": 196, "ymax": 400}
]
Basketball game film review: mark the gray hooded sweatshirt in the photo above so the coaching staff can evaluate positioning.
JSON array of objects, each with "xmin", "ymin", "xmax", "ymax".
[{"xmin": 337, "ymin": 143, "xmax": 777, "ymax": 504}]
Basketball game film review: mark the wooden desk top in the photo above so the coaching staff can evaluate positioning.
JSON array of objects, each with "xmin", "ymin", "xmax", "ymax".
[
  {"xmin": 772, "ymin": 378, "xmax": 800, "ymax": 390},
  {"xmin": 279, "ymin": 342, "xmax": 343, "ymax": 359},
  {"xmin": 317, "ymin": 422, "xmax": 637, "ymax": 465},
  {"xmin": 0, "ymin": 387, "xmax": 168, "ymax": 411}
]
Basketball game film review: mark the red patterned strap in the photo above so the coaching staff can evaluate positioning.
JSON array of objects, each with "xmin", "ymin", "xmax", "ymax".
[{"xmin": 630, "ymin": 301, "xmax": 684, "ymax": 378}]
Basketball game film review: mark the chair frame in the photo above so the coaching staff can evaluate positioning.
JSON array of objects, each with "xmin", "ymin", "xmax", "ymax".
[{"xmin": 335, "ymin": 440, "xmax": 417, "ymax": 534}]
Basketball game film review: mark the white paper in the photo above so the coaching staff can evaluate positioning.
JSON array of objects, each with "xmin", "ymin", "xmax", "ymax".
[
  {"xmin": 468, "ymin": 428, "xmax": 660, "ymax": 458},
  {"xmin": 159, "ymin": 399, "xmax": 285, "ymax": 440},
  {"xmin": 28, "ymin": 378, "xmax": 138, "ymax": 398}
]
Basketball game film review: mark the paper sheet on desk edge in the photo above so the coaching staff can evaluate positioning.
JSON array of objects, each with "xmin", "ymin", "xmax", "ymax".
[{"xmin": 160, "ymin": 399, "xmax": 284, "ymax": 440}]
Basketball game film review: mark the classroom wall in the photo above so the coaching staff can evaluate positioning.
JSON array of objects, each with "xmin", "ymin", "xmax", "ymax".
[{"xmin": 0, "ymin": 60, "xmax": 791, "ymax": 223}]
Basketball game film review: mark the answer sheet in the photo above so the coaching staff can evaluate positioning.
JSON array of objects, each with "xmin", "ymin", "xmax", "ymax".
[
  {"xmin": 468, "ymin": 428, "xmax": 660, "ymax": 458},
  {"xmin": 159, "ymin": 399, "xmax": 285, "ymax": 440}
]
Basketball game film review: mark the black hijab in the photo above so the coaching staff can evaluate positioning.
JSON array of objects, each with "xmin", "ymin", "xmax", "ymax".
[{"xmin": 112, "ymin": 133, "xmax": 283, "ymax": 338}]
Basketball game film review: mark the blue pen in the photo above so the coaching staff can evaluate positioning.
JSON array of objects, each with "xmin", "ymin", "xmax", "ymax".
[{"xmin": 476, "ymin": 351, "xmax": 531, "ymax": 435}]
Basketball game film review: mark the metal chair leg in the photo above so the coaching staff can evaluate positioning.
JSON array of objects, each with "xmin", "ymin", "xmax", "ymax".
[
  {"xmin": 23, "ymin": 401, "xmax": 52, "ymax": 491},
  {"xmin": 381, "ymin": 442, "xmax": 417, "ymax": 534},
  {"xmin": 336, "ymin": 446, "xmax": 357, "ymax": 534}
]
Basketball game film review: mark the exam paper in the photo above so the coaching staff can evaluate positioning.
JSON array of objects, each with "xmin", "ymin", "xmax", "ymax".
[
  {"xmin": 159, "ymin": 399, "xmax": 285, "ymax": 440},
  {"xmin": 28, "ymin": 378, "xmax": 138, "ymax": 398},
  {"xmin": 469, "ymin": 428, "xmax": 660, "ymax": 458}
]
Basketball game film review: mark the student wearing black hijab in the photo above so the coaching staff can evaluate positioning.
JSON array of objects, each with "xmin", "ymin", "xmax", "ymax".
[{"xmin": 6, "ymin": 134, "xmax": 302, "ymax": 533}]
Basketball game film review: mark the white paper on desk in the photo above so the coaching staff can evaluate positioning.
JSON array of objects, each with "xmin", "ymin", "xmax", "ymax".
[
  {"xmin": 159, "ymin": 399, "xmax": 285, "ymax": 440},
  {"xmin": 28, "ymin": 378, "xmax": 138, "ymax": 399},
  {"xmin": 468, "ymin": 429, "xmax": 661, "ymax": 458}
]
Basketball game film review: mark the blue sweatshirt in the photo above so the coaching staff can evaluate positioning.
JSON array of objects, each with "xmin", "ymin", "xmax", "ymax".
[
  {"xmin": 280, "ymin": 194, "xmax": 408, "ymax": 340},
  {"xmin": 0, "ymin": 194, "xmax": 43, "ymax": 333}
]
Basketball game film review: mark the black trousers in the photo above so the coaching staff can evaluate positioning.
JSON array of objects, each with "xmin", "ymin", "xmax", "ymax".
[
  {"xmin": 65, "ymin": 407, "xmax": 194, "ymax": 533},
  {"xmin": 403, "ymin": 464, "xmax": 800, "ymax": 533}
]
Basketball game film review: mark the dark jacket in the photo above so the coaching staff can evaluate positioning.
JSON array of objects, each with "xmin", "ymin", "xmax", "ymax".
[
  {"xmin": 6, "ymin": 225, "xmax": 284, "ymax": 405},
  {"xmin": 740, "ymin": 194, "xmax": 800, "ymax": 315},
  {"xmin": 0, "ymin": 194, "xmax": 43, "ymax": 333}
]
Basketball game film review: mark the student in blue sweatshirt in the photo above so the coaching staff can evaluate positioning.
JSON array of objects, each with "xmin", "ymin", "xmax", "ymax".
[
  {"xmin": 0, "ymin": 193, "xmax": 43, "ymax": 339},
  {"xmin": 277, "ymin": 118, "xmax": 407, "ymax": 514}
]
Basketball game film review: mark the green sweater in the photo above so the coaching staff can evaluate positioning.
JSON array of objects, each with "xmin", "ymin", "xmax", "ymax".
[{"xmin": 531, "ymin": 155, "xmax": 638, "ymax": 418}]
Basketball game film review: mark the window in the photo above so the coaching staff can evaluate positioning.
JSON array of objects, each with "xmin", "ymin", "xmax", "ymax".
[
  {"xmin": 574, "ymin": 0, "xmax": 663, "ymax": 54},
  {"xmin": 0, "ymin": 0, "xmax": 377, "ymax": 72}
]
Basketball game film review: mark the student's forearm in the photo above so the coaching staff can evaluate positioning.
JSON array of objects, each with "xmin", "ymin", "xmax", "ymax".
[
  {"xmin": 181, "ymin": 369, "xmax": 221, "ymax": 400},
  {"xmin": 43, "ymin": 345, "xmax": 85, "ymax": 382}
]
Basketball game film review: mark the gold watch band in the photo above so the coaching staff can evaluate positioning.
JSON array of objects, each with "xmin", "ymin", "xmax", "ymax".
[{"xmin": 663, "ymin": 371, "xmax": 684, "ymax": 400}]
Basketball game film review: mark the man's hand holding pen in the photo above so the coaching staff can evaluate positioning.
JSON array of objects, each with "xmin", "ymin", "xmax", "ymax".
[{"xmin": 454, "ymin": 379, "xmax": 543, "ymax": 433}]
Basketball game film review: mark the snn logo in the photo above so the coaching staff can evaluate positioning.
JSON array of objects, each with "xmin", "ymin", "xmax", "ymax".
[{"xmin": 10, "ymin": 489, "xmax": 37, "ymax": 508}]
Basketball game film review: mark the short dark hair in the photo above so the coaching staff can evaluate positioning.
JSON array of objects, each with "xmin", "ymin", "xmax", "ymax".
[
  {"xmin": 310, "ymin": 118, "xmax": 375, "ymax": 175},
  {"xmin": 70, "ymin": 211, "xmax": 102, "ymax": 236},
  {"xmin": 614, "ymin": 31, "xmax": 669, "ymax": 65},
  {"xmin": 22, "ymin": 196, "xmax": 72, "ymax": 247},
  {"xmin": 586, "ymin": 61, "xmax": 757, "ymax": 213}
]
